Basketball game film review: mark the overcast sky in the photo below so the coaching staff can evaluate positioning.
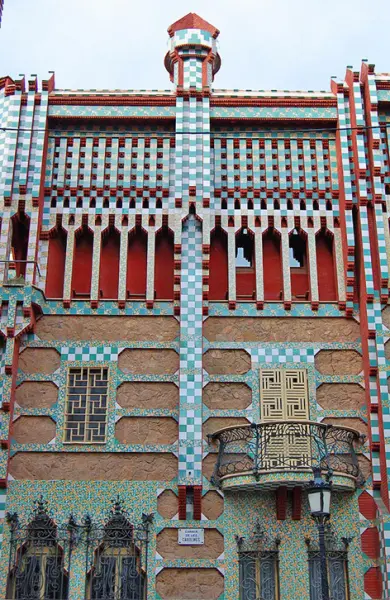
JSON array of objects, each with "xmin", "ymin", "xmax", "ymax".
[{"xmin": 0, "ymin": 0, "xmax": 390, "ymax": 92}]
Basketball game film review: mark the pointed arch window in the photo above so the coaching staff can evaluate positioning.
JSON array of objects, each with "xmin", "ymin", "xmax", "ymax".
[
  {"xmin": 87, "ymin": 500, "xmax": 148, "ymax": 600},
  {"xmin": 7, "ymin": 499, "xmax": 69, "ymax": 600}
]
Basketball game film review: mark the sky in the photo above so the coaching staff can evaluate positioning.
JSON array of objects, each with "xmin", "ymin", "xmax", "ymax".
[{"xmin": 0, "ymin": 0, "xmax": 390, "ymax": 92}]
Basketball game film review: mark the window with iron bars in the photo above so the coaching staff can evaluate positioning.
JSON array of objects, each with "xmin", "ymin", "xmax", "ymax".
[
  {"xmin": 237, "ymin": 520, "xmax": 280, "ymax": 600},
  {"xmin": 239, "ymin": 551, "xmax": 280, "ymax": 600},
  {"xmin": 6, "ymin": 501, "xmax": 69, "ymax": 600},
  {"xmin": 64, "ymin": 367, "xmax": 108, "ymax": 444},
  {"xmin": 6, "ymin": 498, "xmax": 152, "ymax": 600},
  {"xmin": 308, "ymin": 550, "xmax": 350, "ymax": 600}
]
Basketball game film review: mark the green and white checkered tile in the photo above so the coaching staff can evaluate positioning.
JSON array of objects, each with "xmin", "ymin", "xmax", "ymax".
[
  {"xmin": 250, "ymin": 347, "xmax": 315, "ymax": 363},
  {"xmin": 179, "ymin": 216, "xmax": 204, "ymax": 483},
  {"xmin": 61, "ymin": 346, "xmax": 118, "ymax": 362}
]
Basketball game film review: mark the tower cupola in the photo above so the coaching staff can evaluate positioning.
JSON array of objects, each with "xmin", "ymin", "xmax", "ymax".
[{"xmin": 164, "ymin": 13, "xmax": 221, "ymax": 91}]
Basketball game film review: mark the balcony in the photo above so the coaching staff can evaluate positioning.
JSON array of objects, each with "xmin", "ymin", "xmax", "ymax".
[{"xmin": 209, "ymin": 421, "xmax": 365, "ymax": 492}]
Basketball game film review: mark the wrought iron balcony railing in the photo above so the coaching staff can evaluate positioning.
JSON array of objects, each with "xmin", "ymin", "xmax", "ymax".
[{"xmin": 209, "ymin": 421, "xmax": 365, "ymax": 489}]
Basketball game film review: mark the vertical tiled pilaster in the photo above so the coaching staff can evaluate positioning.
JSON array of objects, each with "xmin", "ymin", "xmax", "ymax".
[
  {"xmin": 281, "ymin": 229, "xmax": 291, "ymax": 303},
  {"xmin": 227, "ymin": 228, "xmax": 236, "ymax": 304},
  {"xmin": 118, "ymin": 226, "xmax": 128, "ymax": 304},
  {"xmin": 63, "ymin": 227, "xmax": 75, "ymax": 302},
  {"xmin": 178, "ymin": 216, "xmax": 203, "ymax": 484},
  {"xmin": 90, "ymin": 226, "xmax": 101, "ymax": 303},
  {"xmin": 254, "ymin": 228, "xmax": 264, "ymax": 303},
  {"xmin": 146, "ymin": 226, "xmax": 155, "ymax": 304},
  {"xmin": 307, "ymin": 229, "xmax": 318, "ymax": 304}
]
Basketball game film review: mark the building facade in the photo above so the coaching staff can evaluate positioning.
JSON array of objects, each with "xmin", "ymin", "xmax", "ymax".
[{"xmin": 0, "ymin": 11, "xmax": 389, "ymax": 600}]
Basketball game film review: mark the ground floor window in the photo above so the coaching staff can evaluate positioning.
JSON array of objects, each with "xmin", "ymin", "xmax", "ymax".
[
  {"xmin": 307, "ymin": 531, "xmax": 350, "ymax": 600},
  {"xmin": 6, "ymin": 498, "xmax": 153, "ymax": 600},
  {"xmin": 239, "ymin": 552, "xmax": 279, "ymax": 600},
  {"xmin": 238, "ymin": 520, "xmax": 280, "ymax": 600},
  {"xmin": 308, "ymin": 551, "xmax": 349, "ymax": 600}
]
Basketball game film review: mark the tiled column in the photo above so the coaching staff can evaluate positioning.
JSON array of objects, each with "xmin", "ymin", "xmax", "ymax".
[
  {"xmin": 307, "ymin": 229, "xmax": 318, "ymax": 305},
  {"xmin": 281, "ymin": 229, "xmax": 291, "ymax": 304},
  {"xmin": 63, "ymin": 227, "xmax": 75, "ymax": 304},
  {"xmin": 227, "ymin": 228, "xmax": 236, "ymax": 304},
  {"xmin": 146, "ymin": 226, "xmax": 155, "ymax": 305},
  {"xmin": 254, "ymin": 228, "xmax": 264, "ymax": 304},
  {"xmin": 118, "ymin": 227, "xmax": 128, "ymax": 305},
  {"xmin": 90, "ymin": 226, "xmax": 101, "ymax": 303},
  {"xmin": 178, "ymin": 216, "xmax": 203, "ymax": 484}
]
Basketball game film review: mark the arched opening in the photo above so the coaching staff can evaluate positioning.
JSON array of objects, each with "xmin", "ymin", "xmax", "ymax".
[
  {"xmin": 10, "ymin": 213, "xmax": 30, "ymax": 278},
  {"xmin": 86, "ymin": 501, "xmax": 146, "ymax": 600},
  {"xmin": 7, "ymin": 501, "xmax": 69, "ymax": 600},
  {"xmin": 45, "ymin": 227, "xmax": 67, "ymax": 298},
  {"xmin": 127, "ymin": 226, "xmax": 147, "ymax": 299},
  {"xmin": 155, "ymin": 227, "xmax": 174, "ymax": 300},
  {"xmin": 263, "ymin": 228, "xmax": 282, "ymax": 300},
  {"xmin": 236, "ymin": 228, "xmax": 255, "ymax": 299},
  {"xmin": 316, "ymin": 229, "xmax": 337, "ymax": 301},
  {"xmin": 71, "ymin": 226, "xmax": 94, "ymax": 299},
  {"xmin": 289, "ymin": 228, "xmax": 309, "ymax": 300},
  {"xmin": 99, "ymin": 227, "xmax": 120, "ymax": 299},
  {"xmin": 209, "ymin": 228, "xmax": 228, "ymax": 301}
]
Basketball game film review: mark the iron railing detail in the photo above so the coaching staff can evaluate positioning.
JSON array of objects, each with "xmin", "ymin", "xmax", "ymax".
[
  {"xmin": 6, "ymin": 497, "xmax": 153, "ymax": 600},
  {"xmin": 209, "ymin": 421, "xmax": 365, "ymax": 487}
]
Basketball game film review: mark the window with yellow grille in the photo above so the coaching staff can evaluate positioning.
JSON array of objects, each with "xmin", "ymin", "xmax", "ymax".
[
  {"xmin": 64, "ymin": 367, "xmax": 108, "ymax": 444},
  {"xmin": 260, "ymin": 368, "xmax": 310, "ymax": 470},
  {"xmin": 260, "ymin": 369, "xmax": 309, "ymax": 422}
]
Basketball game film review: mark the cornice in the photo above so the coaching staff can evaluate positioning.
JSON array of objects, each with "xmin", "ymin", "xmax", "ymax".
[
  {"xmin": 210, "ymin": 97, "xmax": 337, "ymax": 108},
  {"xmin": 47, "ymin": 95, "xmax": 176, "ymax": 106}
]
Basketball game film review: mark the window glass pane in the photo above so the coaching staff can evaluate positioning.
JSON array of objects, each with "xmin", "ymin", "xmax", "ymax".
[
  {"xmin": 260, "ymin": 556, "xmax": 276, "ymax": 600},
  {"xmin": 240, "ymin": 555, "xmax": 257, "ymax": 600},
  {"xmin": 45, "ymin": 556, "xmax": 68, "ymax": 600},
  {"xmin": 309, "ymin": 556, "xmax": 322, "ymax": 600},
  {"xmin": 15, "ymin": 555, "xmax": 41, "ymax": 600},
  {"xmin": 309, "ymin": 554, "xmax": 348, "ymax": 600},
  {"xmin": 91, "ymin": 556, "xmax": 116, "ymax": 600},
  {"xmin": 121, "ymin": 557, "xmax": 143, "ymax": 600},
  {"xmin": 329, "ymin": 555, "xmax": 347, "ymax": 600}
]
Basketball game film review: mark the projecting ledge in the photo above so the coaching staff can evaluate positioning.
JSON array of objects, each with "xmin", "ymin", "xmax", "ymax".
[{"xmin": 208, "ymin": 420, "xmax": 365, "ymax": 493}]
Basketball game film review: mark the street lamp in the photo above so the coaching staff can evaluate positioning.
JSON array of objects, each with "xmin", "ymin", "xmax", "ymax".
[{"xmin": 307, "ymin": 467, "xmax": 332, "ymax": 600}]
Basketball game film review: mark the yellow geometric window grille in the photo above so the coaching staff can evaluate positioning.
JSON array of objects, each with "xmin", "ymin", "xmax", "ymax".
[
  {"xmin": 260, "ymin": 369, "xmax": 309, "ymax": 422},
  {"xmin": 64, "ymin": 367, "xmax": 108, "ymax": 444},
  {"xmin": 260, "ymin": 369, "xmax": 310, "ymax": 470}
]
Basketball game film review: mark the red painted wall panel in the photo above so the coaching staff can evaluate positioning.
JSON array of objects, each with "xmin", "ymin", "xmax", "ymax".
[
  {"xmin": 71, "ymin": 228, "xmax": 93, "ymax": 297},
  {"xmin": 291, "ymin": 271, "xmax": 309, "ymax": 298},
  {"xmin": 236, "ymin": 269, "xmax": 256, "ymax": 297},
  {"xmin": 209, "ymin": 229, "xmax": 228, "ymax": 300},
  {"xmin": 99, "ymin": 229, "xmax": 120, "ymax": 299},
  {"xmin": 127, "ymin": 228, "xmax": 147, "ymax": 297},
  {"xmin": 45, "ymin": 232, "xmax": 66, "ymax": 298},
  {"xmin": 263, "ymin": 232, "xmax": 282, "ymax": 300},
  {"xmin": 155, "ymin": 229, "xmax": 174, "ymax": 300},
  {"xmin": 316, "ymin": 232, "xmax": 337, "ymax": 301}
]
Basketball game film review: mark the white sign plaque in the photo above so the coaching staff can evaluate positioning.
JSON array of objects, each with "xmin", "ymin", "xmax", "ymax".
[{"xmin": 178, "ymin": 529, "xmax": 204, "ymax": 545}]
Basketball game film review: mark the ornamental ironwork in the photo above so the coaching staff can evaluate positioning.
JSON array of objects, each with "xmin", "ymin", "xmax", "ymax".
[
  {"xmin": 236, "ymin": 519, "xmax": 280, "ymax": 600},
  {"xmin": 209, "ymin": 421, "xmax": 365, "ymax": 486},
  {"xmin": 305, "ymin": 527, "xmax": 352, "ymax": 600},
  {"xmin": 6, "ymin": 497, "xmax": 153, "ymax": 600}
]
